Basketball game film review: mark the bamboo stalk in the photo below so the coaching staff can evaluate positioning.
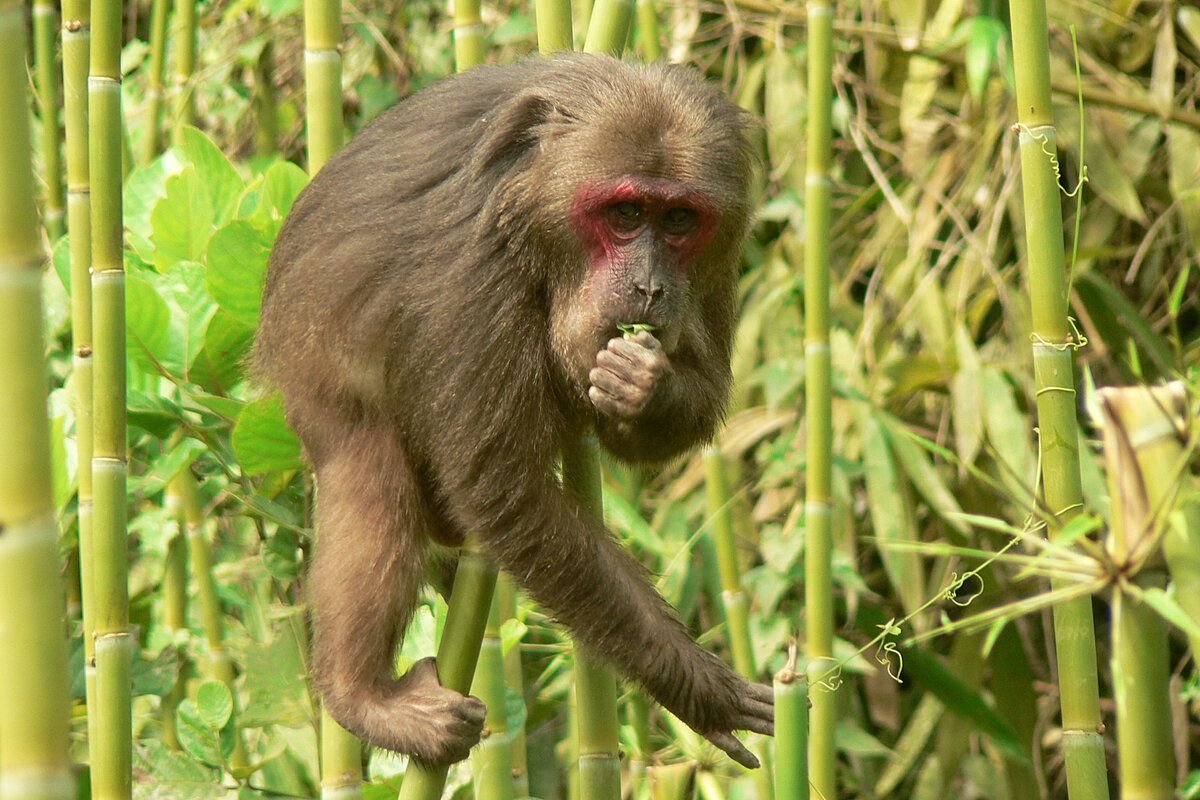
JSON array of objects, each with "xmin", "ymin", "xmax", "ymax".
[
  {"xmin": 139, "ymin": 0, "xmax": 169, "ymax": 164},
  {"xmin": 802, "ymin": 0, "xmax": 836, "ymax": 798},
  {"xmin": 1097, "ymin": 386, "xmax": 1182, "ymax": 800},
  {"xmin": 581, "ymin": 0, "xmax": 631, "ymax": 55},
  {"xmin": 158, "ymin": 496, "xmax": 188, "ymax": 750},
  {"xmin": 320, "ymin": 716, "xmax": 363, "ymax": 800},
  {"xmin": 634, "ymin": 0, "xmax": 659, "ymax": 61},
  {"xmin": 61, "ymin": 0, "xmax": 97, "ymax": 760},
  {"xmin": 398, "ymin": 545, "xmax": 498, "ymax": 800},
  {"xmin": 33, "ymin": 0, "xmax": 64, "ymax": 240},
  {"xmin": 169, "ymin": 0, "xmax": 195, "ymax": 144},
  {"xmin": 535, "ymin": 0, "xmax": 572, "ymax": 54},
  {"xmin": 303, "ymin": 0, "xmax": 342, "ymax": 172},
  {"xmin": 0, "ymin": 3, "xmax": 73, "ymax": 794},
  {"xmin": 253, "ymin": 40, "xmax": 278, "ymax": 157},
  {"xmin": 496, "ymin": 576, "xmax": 530, "ymax": 796},
  {"xmin": 562, "ymin": 435, "xmax": 622, "ymax": 800},
  {"xmin": 773, "ymin": 652, "xmax": 809, "ymax": 800},
  {"xmin": 453, "ymin": 0, "xmax": 485, "ymax": 70},
  {"xmin": 89, "ymin": 0, "xmax": 133, "ymax": 788},
  {"xmin": 471, "ymin": 594, "xmax": 516, "ymax": 800},
  {"xmin": 1008, "ymin": 3, "xmax": 1109, "ymax": 798}
]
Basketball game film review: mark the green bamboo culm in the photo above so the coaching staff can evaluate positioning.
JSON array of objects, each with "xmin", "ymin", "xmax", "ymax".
[
  {"xmin": 496, "ymin": 576, "xmax": 531, "ymax": 796},
  {"xmin": 253, "ymin": 40, "xmax": 278, "ymax": 157},
  {"xmin": 581, "ymin": 0, "xmax": 631, "ymax": 55},
  {"xmin": 773, "ymin": 651, "xmax": 809, "ymax": 800},
  {"xmin": 535, "ymin": 0, "xmax": 572, "ymax": 54},
  {"xmin": 0, "ymin": 3, "xmax": 74, "ymax": 796},
  {"xmin": 634, "ymin": 0, "xmax": 659, "ymax": 61},
  {"xmin": 562, "ymin": 435, "xmax": 622, "ymax": 800},
  {"xmin": 61, "ymin": 0, "xmax": 97, "ymax": 759},
  {"xmin": 159, "ymin": 486, "xmax": 188, "ymax": 750},
  {"xmin": 1096, "ymin": 386, "xmax": 1182, "ymax": 800},
  {"xmin": 33, "ymin": 0, "xmax": 64, "ymax": 240},
  {"xmin": 1007, "ymin": 3, "xmax": 1109, "ymax": 799},
  {"xmin": 703, "ymin": 447, "xmax": 772, "ymax": 797},
  {"xmin": 303, "ymin": 0, "xmax": 342, "ymax": 172},
  {"xmin": 89, "ymin": 0, "xmax": 134, "ymax": 790},
  {"xmin": 801, "ymin": 0, "xmax": 836, "ymax": 798},
  {"xmin": 169, "ymin": 0, "xmax": 195, "ymax": 145},
  {"xmin": 320, "ymin": 716, "xmax": 362, "ymax": 800},
  {"xmin": 453, "ymin": 0, "xmax": 485, "ymax": 71},
  {"xmin": 470, "ymin": 593, "xmax": 516, "ymax": 800},
  {"xmin": 397, "ymin": 544, "xmax": 499, "ymax": 800},
  {"xmin": 138, "ymin": 0, "xmax": 170, "ymax": 164}
]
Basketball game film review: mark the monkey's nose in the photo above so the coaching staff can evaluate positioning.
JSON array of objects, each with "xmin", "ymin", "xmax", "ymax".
[{"xmin": 634, "ymin": 281, "xmax": 664, "ymax": 302}]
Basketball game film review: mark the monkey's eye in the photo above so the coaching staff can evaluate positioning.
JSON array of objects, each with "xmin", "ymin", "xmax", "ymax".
[
  {"xmin": 662, "ymin": 207, "xmax": 699, "ymax": 235},
  {"xmin": 607, "ymin": 202, "xmax": 644, "ymax": 235}
]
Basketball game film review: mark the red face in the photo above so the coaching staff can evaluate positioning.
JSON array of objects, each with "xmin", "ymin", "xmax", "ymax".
[{"xmin": 570, "ymin": 177, "xmax": 718, "ymax": 331}]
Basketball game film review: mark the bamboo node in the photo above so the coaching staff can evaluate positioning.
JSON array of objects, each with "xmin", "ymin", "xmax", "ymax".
[
  {"xmin": 1014, "ymin": 123, "xmax": 1088, "ymax": 197},
  {"xmin": 63, "ymin": 18, "xmax": 83, "ymax": 31}
]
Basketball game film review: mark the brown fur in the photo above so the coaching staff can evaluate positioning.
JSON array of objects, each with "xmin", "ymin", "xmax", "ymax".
[{"xmin": 255, "ymin": 53, "xmax": 772, "ymax": 767}]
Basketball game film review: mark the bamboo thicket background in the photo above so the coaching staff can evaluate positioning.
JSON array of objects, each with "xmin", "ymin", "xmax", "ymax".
[{"xmin": 3, "ymin": 0, "xmax": 1200, "ymax": 798}]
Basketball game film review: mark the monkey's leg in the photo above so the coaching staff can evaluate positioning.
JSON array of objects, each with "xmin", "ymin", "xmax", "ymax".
[{"xmin": 309, "ymin": 424, "xmax": 486, "ymax": 764}]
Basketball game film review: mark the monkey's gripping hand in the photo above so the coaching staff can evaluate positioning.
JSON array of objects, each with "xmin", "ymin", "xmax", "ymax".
[
  {"xmin": 386, "ymin": 657, "xmax": 487, "ymax": 766},
  {"xmin": 702, "ymin": 677, "xmax": 776, "ymax": 769},
  {"xmin": 587, "ymin": 330, "xmax": 669, "ymax": 420},
  {"xmin": 667, "ymin": 652, "xmax": 775, "ymax": 769}
]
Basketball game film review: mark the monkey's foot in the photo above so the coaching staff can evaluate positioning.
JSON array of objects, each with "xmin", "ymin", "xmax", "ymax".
[{"xmin": 328, "ymin": 657, "xmax": 487, "ymax": 766}]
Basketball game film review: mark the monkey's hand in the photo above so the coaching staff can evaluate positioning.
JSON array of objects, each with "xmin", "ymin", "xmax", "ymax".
[
  {"xmin": 588, "ymin": 330, "xmax": 670, "ymax": 420},
  {"xmin": 700, "ymin": 676, "xmax": 775, "ymax": 769},
  {"xmin": 393, "ymin": 657, "xmax": 487, "ymax": 766}
]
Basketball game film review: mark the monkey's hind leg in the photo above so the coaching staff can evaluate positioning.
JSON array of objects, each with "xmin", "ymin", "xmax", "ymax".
[{"xmin": 307, "ymin": 422, "xmax": 486, "ymax": 765}]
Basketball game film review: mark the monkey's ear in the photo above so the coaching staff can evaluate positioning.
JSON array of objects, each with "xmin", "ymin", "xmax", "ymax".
[{"xmin": 471, "ymin": 91, "xmax": 571, "ymax": 180}]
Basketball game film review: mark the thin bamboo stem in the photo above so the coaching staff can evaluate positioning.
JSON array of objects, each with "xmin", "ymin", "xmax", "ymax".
[
  {"xmin": 0, "ymin": 4, "xmax": 73, "ymax": 793},
  {"xmin": 34, "ymin": 0, "xmax": 64, "ymax": 240},
  {"xmin": 61, "ymin": 0, "xmax": 96, "ymax": 758},
  {"xmin": 320, "ymin": 714, "xmax": 363, "ymax": 800},
  {"xmin": 1008, "ymin": 3, "xmax": 1109, "ymax": 798},
  {"xmin": 303, "ymin": 0, "xmax": 342, "ymax": 172},
  {"xmin": 802, "ymin": 0, "xmax": 836, "ymax": 798},
  {"xmin": 535, "ymin": 0, "xmax": 572, "ymax": 53},
  {"xmin": 471, "ymin": 594, "xmax": 515, "ymax": 800},
  {"xmin": 398, "ymin": 546, "xmax": 498, "ymax": 800},
  {"xmin": 635, "ymin": 0, "xmax": 659, "ymax": 61},
  {"xmin": 169, "ymin": 0, "xmax": 195, "ymax": 144},
  {"xmin": 496, "ymin": 575, "xmax": 530, "ymax": 796},
  {"xmin": 562, "ymin": 435, "xmax": 621, "ymax": 800},
  {"xmin": 453, "ymin": 0, "xmax": 485, "ymax": 70},
  {"xmin": 581, "ymin": 0, "xmax": 631, "ymax": 55},
  {"xmin": 253, "ymin": 40, "xmax": 278, "ymax": 157},
  {"xmin": 773, "ymin": 657, "xmax": 809, "ymax": 800},
  {"xmin": 89, "ymin": 0, "xmax": 132, "ymax": 789},
  {"xmin": 139, "ymin": 0, "xmax": 169, "ymax": 164}
]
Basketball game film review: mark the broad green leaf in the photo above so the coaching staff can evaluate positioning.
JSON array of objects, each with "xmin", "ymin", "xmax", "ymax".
[
  {"xmin": 191, "ymin": 310, "xmax": 255, "ymax": 393},
  {"xmin": 124, "ymin": 155, "xmax": 174, "ymax": 262},
  {"xmin": 133, "ymin": 740, "xmax": 223, "ymax": 799},
  {"xmin": 176, "ymin": 699, "xmax": 224, "ymax": 767},
  {"xmin": 158, "ymin": 260, "xmax": 219, "ymax": 377},
  {"xmin": 126, "ymin": 270, "xmax": 173, "ymax": 375},
  {"xmin": 241, "ymin": 626, "xmax": 312, "ymax": 728},
  {"xmin": 206, "ymin": 220, "xmax": 271, "ymax": 327},
  {"xmin": 151, "ymin": 166, "xmax": 215, "ymax": 272},
  {"xmin": 232, "ymin": 394, "xmax": 303, "ymax": 475},
  {"xmin": 964, "ymin": 17, "xmax": 1006, "ymax": 103},
  {"xmin": 179, "ymin": 127, "xmax": 243, "ymax": 226},
  {"xmin": 196, "ymin": 681, "xmax": 234, "ymax": 729}
]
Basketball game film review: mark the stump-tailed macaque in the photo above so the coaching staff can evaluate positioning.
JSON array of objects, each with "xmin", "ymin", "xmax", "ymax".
[{"xmin": 255, "ymin": 53, "xmax": 773, "ymax": 768}]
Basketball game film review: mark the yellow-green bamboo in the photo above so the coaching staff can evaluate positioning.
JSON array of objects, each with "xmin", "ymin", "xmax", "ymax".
[
  {"xmin": 172, "ymin": 470, "xmax": 250, "ymax": 770},
  {"xmin": 773, "ymin": 660, "xmax": 809, "ymax": 800},
  {"xmin": 1097, "ymin": 386, "xmax": 1181, "ymax": 800},
  {"xmin": 648, "ymin": 763, "xmax": 693, "ymax": 799},
  {"xmin": 0, "ymin": 6, "xmax": 73, "ymax": 795},
  {"xmin": 453, "ymin": 0, "xmax": 485, "ymax": 71},
  {"xmin": 398, "ymin": 545, "xmax": 498, "ymax": 800},
  {"xmin": 581, "ymin": 0, "xmax": 631, "ymax": 55},
  {"xmin": 321, "ymin": 715, "xmax": 363, "ymax": 800},
  {"xmin": 169, "ymin": 0, "xmax": 195, "ymax": 145},
  {"xmin": 1008, "ymin": 3, "xmax": 1109, "ymax": 798},
  {"xmin": 34, "ymin": 0, "xmax": 64, "ymax": 240},
  {"xmin": 303, "ymin": 0, "xmax": 342, "ymax": 173},
  {"xmin": 496, "ymin": 575, "xmax": 530, "ymax": 796},
  {"xmin": 634, "ymin": 0, "xmax": 659, "ymax": 61},
  {"xmin": 139, "ymin": 0, "xmax": 170, "ymax": 164},
  {"xmin": 626, "ymin": 693, "xmax": 652, "ymax": 800},
  {"xmin": 61, "ymin": 0, "xmax": 96, "ymax": 759},
  {"xmin": 253, "ymin": 41, "xmax": 278, "ymax": 157},
  {"xmin": 561, "ymin": 435, "xmax": 621, "ymax": 800},
  {"xmin": 159, "ymin": 496, "xmax": 187, "ymax": 750},
  {"xmin": 802, "ymin": 1, "xmax": 836, "ymax": 798},
  {"xmin": 535, "ymin": 0, "xmax": 572, "ymax": 54},
  {"xmin": 471, "ymin": 594, "xmax": 515, "ymax": 800},
  {"xmin": 89, "ymin": 0, "xmax": 132, "ymax": 790}
]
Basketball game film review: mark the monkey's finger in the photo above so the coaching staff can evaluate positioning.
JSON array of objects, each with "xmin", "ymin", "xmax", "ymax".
[
  {"xmin": 588, "ymin": 385, "xmax": 636, "ymax": 418},
  {"xmin": 746, "ymin": 681, "xmax": 775, "ymax": 704},
  {"xmin": 734, "ymin": 714, "xmax": 774, "ymax": 736},
  {"xmin": 706, "ymin": 732, "xmax": 759, "ymax": 770},
  {"xmin": 605, "ymin": 337, "xmax": 666, "ymax": 373},
  {"xmin": 741, "ymin": 694, "xmax": 774, "ymax": 720}
]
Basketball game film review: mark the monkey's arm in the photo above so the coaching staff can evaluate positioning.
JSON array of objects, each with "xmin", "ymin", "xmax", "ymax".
[
  {"xmin": 590, "ymin": 330, "xmax": 730, "ymax": 463},
  {"xmin": 461, "ymin": 472, "xmax": 772, "ymax": 767}
]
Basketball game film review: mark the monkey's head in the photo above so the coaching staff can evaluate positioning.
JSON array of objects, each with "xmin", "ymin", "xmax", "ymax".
[{"xmin": 483, "ymin": 56, "xmax": 755, "ymax": 392}]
